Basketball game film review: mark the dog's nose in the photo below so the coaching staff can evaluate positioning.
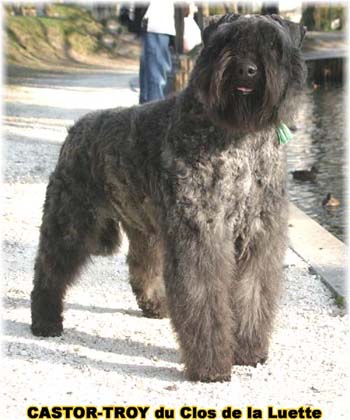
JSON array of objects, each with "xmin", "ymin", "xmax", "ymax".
[{"xmin": 238, "ymin": 62, "xmax": 258, "ymax": 78}]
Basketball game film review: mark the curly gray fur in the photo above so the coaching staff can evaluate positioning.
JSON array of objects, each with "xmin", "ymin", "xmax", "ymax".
[{"xmin": 31, "ymin": 14, "xmax": 306, "ymax": 382}]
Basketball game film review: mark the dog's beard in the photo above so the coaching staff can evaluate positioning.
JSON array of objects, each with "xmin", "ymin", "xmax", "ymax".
[
  {"xmin": 206, "ymin": 74, "xmax": 269, "ymax": 132},
  {"xmin": 213, "ymin": 78, "xmax": 267, "ymax": 131}
]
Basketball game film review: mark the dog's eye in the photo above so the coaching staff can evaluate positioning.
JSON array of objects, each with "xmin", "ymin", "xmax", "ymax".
[{"xmin": 270, "ymin": 38, "xmax": 282, "ymax": 54}]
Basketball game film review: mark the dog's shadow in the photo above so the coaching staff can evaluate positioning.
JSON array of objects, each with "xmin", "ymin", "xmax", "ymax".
[{"xmin": 4, "ymin": 297, "xmax": 182, "ymax": 382}]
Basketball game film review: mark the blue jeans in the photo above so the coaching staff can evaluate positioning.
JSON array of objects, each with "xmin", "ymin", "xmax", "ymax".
[{"xmin": 139, "ymin": 32, "xmax": 172, "ymax": 104}]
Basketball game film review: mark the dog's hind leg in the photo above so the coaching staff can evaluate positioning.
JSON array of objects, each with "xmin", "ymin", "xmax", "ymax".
[
  {"xmin": 31, "ymin": 173, "xmax": 121, "ymax": 337},
  {"xmin": 233, "ymin": 223, "xmax": 287, "ymax": 367},
  {"xmin": 124, "ymin": 225, "xmax": 167, "ymax": 318}
]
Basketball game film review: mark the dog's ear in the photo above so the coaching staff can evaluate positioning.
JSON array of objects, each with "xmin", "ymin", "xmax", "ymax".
[
  {"xmin": 271, "ymin": 14, "xmax": 306, "ymax": 48},
  {"xmin": 202, "ymin": 13, "xmax": 240, "ymax": 45}
]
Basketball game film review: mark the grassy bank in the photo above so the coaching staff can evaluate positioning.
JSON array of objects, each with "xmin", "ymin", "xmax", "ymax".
[{"xmin": 4, "ymin": 4, "xmax": 139, "ymax": 71}]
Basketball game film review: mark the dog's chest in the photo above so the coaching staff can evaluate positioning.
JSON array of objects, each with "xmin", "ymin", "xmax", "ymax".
[{"xmin": 170, "ymin": 133, "xmax": 285, "ymax": 225}]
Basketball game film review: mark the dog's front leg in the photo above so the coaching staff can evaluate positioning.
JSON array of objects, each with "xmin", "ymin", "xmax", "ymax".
[
  {"xmin": 233, "ymin": 219, "xmax": 287, "ymax": 367},
  {"xmin": 162, "ymin": 219, "xmax": 234, "ymax": 382}
]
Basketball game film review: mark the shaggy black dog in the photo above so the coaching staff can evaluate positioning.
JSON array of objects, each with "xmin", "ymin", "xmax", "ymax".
[{"xmin": 31, "ymin": 14, "xmax": 306, "ymax": 382}]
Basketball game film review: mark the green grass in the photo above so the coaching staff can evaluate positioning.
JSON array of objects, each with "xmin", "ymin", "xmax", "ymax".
[
  {"xmin": 46, "ymin": 4, "xmax": 92, "ymax": 19},
  {"xmin": 5, "ymin": 4, "xmax": 104, "ymax": 67},
  {"xmin": 335, "ymin": 294, "xmax": 346, "ymax": 309}
]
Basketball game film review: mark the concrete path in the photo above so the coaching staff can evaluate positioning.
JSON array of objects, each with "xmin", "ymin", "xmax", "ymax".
[
  {"xmin": 3, "ymin": 69, "xmax": 348, "ymax": 420},
  {"xmin": 302, "ymin": 31, "xmax": 347, "ymax": 60}
]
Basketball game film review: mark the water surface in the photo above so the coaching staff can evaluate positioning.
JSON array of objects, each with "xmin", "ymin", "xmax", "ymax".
[{"xmin": 287, "ymin": 85, "xmax": 346, "ymax": 242}]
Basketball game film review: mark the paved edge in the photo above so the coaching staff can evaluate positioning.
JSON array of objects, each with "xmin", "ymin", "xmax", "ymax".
[
  {"xmin": 288, "ymin": 203, "xmax": 347, "ymax": 303},
  {"xmin": 303, "ymin": 50, "xmax": 347, "ymax": 60}
]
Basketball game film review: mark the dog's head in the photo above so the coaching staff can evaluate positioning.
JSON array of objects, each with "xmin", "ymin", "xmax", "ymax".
[{"xmin": 191, "ymin": 14, "xmax": 306, "ymax": 132}]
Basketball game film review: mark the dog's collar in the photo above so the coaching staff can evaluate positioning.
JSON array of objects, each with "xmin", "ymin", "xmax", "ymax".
[{"xmin": 277, "ymin": 123, "xmax": 293, "ymax": 145}]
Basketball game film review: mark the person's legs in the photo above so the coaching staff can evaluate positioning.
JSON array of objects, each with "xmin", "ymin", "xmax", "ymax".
[
  {"xmin": 140, "ymin": 32, "xmax": 172, "ymax": 103},
  {"xmin": 139, "ymin": 34, "xmax": 148, "ymax": 104}
]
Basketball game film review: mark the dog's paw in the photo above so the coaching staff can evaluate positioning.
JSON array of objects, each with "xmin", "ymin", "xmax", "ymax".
[
  {"xmin": 234, "ymin": 352, "xmax": 268, "ymax": 367},
  {"xmin": 200, "ymin": 374, "xmax": 232, "ymax": 383},
  {"xmin": 187, "ymin": 370, "xmax": 232, "ymax": 383},
  {"xmin": 139, "ymin": 298, "xmax": 168, "ymax": 319},
  {"xmin": 31, "ymin": 321, "xmax": 63, "ymax": 337}
]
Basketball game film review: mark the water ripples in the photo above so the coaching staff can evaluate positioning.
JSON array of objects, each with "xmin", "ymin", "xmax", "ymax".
[{"xmin": 287, "ymin": 85, "xmax": 346, "ymax": 242}]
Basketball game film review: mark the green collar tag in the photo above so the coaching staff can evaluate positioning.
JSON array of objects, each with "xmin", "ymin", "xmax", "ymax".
[{"xmin": 277, "ymin": 123, "xmax": 293, "ymax": 145}]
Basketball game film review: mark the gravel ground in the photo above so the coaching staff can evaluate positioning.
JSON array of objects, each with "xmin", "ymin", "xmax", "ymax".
[{"xmin": 2, "ymin": 69, "xmax": 349, "ymax": 420}]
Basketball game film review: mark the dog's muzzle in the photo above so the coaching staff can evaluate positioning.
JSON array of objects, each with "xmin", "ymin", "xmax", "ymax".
[{"xmin": 235, "ymin": 59, "xmax": 258, "ymax": 95}]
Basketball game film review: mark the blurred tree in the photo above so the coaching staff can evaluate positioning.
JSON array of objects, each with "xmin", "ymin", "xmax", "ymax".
[
  {"xmin": 237, "ymin": 2, "xmax": 253, "ymax": 14},
  {"xmin": 209, "ymin": 4, "xmax": 226, "ymax": 15},
  {"xmin": 261, "ymin": 2, "xmax": 279, "ymax": 15},
  {"xmin": 301, "ymin": 4, "xmax": 344, "ymax": 31},
  {"xmin": 301, "ymin": 5, "xmax": 316, "ymax": 29}
]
